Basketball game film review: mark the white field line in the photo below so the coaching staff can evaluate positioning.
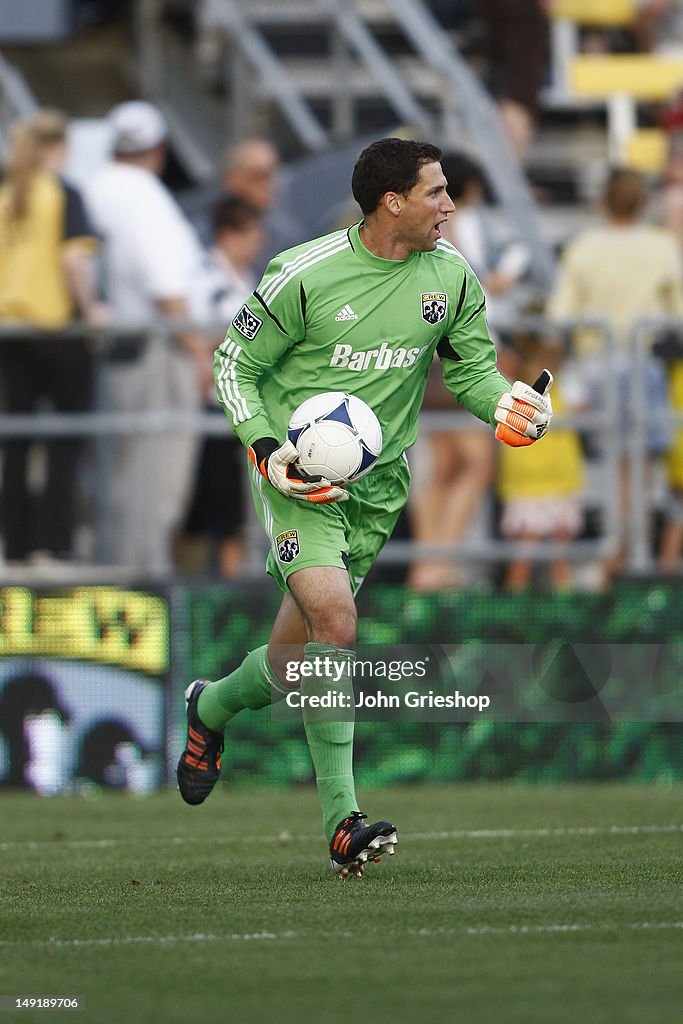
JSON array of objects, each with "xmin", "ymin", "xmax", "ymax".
[
  {"xmin": 408, "ymin": 823, "xmax": 683, "ymax": 840},
  {"xmin": 1, "ymin": 922, "xmax": 683, "ymax": 950},
  {"xmin": 1, "ymin": 823, "xmax": 682, "ymax": 851}
]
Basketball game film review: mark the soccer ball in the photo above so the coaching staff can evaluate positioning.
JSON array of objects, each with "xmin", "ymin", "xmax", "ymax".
[{"xmin": 287, "ymin": 392, "xmax": 382, "ymax": 485}]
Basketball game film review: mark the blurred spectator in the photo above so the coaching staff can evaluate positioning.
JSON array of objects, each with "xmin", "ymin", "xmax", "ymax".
[
  {"xmin": 178, "ymin": 196, "xmax": 266, "ymax": 577},
  {"xmin": 635, "ymin": 0, "xmax": 683, "ymax": 52},
  {"xmin": 201, "ymin": 196, "xmax": 265, "ymax": 318},
  {"xmin": 547, "ymin": 167, "xmax": 683, "ymax": 584},
  {"xmin": 0, "ymin": 108, "xmax": 107, "ymax": 566},
  {"xmin": 477, "ymin": 0, "xmax": 550, "ymax": 164},
  {"xmin": 660, "ymin": 356, "xmax": 683, "ymax": 569},
  {"xmin": 85, "ymin": 100, "xmax": 214, "ymax": 569},
  {"xmin": 407, "ymin": 364, "xmax": 494, "ymax": 592},
  {"xmin": 658, "ymin": 89, "xmax": 683, "ymax": 253},
  {"xmin": 497, "ymin": 341, "xmax": 585, "ymax": 591},
  {"xmin": 407, "ymin": 154, "xmax": 526, "ymax": 592},
  {"xmin": 656, "ymin": 90, "xmax": 683, "ymax": 570},
  {"xmin": 440, "ymin": 152, "xmax": 531, "ymax": 327},
  {"xmin": 548, "ymin": 169, "xmax": 683, "ymax": 351},
  {"xmin": 181, "ymin": 137, "xmax": 305, "ymax": 271}
]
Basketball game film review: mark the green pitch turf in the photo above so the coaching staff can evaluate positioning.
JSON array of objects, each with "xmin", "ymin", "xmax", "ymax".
[{"xmin": 1, "ymin": 783, "xmax": 682, "ymax": 1024}]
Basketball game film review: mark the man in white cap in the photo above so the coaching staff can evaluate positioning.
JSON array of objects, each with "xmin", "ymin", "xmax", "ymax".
[{"xmin": 86, "ymin": 100, "xmax": 214, "ymax": 570}]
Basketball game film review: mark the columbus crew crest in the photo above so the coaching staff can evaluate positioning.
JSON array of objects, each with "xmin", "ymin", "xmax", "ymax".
[
  {"xmin": 276, "ymin": 530, "xmax": 300, "ymax": 563},
  {"xmin": 421, "ymin": 292, "xmax": 447, "ymax": 325}
]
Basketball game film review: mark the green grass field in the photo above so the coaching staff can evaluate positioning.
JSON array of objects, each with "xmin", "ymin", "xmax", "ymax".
[{"xmin": 1, "ymin": 783, "xmax": 682, "ymax": 1024}]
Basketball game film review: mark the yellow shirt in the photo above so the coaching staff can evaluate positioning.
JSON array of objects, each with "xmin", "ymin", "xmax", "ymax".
[
  {"xmin": 0, "ymin": 170, "xmax": 96, "ymax": 329},
  {"xmin": 666, "ymin": 359, "xmax": 683, "ymax": 489}
]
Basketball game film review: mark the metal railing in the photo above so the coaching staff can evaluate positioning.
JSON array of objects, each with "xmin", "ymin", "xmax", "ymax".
[
  {"xmin": 0, "ymin": 315, "xmax": 674, "ymax": 584},
  {"xmin": 628, "ymin": 316, "xmax": 683, "ymax": 574},
  {"xmin": 385, "ymin": 314, "xmax": 621, "ymax": 570}
]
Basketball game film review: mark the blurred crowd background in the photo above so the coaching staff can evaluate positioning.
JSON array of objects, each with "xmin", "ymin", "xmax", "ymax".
[{"xmin": 3, "ymin": 0, "xmax": 683, "ymax": 592}]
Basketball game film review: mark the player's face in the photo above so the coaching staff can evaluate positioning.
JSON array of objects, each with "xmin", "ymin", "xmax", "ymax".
[{"xmin": 399, "ymin": 162, "xmax": 455, "ymax": 251}]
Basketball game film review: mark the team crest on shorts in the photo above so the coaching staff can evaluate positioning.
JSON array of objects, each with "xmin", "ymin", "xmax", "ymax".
[
  {"xmin": 232, "ymin": 303, "xmax": 263, "ymax": 341},
  {"xmin": 421, "ymin": 292, "xmax": 447, "ymax": 325},
  {"xmin": 276, "ymin": 529, "xmax": 300, "ymax": 563}
]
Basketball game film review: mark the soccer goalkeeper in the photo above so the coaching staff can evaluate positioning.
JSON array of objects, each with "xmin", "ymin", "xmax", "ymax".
[{"xmin": 177, "ymin": 138, "xmax": 552, "ymax": 876}]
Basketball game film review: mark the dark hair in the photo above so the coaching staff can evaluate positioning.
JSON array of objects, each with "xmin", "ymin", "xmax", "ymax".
[
  {"xmin": 212, "ymin": 195, "xmax": 262, "ymax": 234},
  {"xmin": 352, "ymin": 138, "xmax": 443, "ymax": 215},
  {"xmin": 603, "ymin": 167, "xmax": 645, "ymax": 220},
  {"xmin": 440, "ymin": 152, "xmax": 485, "ymax": 201}
]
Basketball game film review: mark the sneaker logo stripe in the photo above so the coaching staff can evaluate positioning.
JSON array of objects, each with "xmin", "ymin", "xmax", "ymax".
[{"xmin": 333, "ymin": 830, "xmax": 348, "ymax": 852}]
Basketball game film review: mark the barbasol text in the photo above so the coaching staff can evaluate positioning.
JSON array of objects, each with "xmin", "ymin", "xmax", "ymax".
[{"xmin": 329, "ymin": 341, "xmax": 430, "ymax": 372}]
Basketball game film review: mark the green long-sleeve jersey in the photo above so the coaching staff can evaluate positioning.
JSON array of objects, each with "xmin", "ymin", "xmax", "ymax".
[{"xmin": 215, "ymin": 221, "xmax": 510, "ymax": 467}]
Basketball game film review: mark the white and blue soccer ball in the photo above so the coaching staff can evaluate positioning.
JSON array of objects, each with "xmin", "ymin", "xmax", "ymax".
[{"xmin": 287, "ymin": 392, "xmax": 382, "ymax": 485}]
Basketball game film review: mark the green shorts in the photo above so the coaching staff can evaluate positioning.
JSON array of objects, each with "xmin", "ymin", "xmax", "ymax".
[{"xmin": 249, "ymin": 456, "xmax": 411, "ymax": 593}]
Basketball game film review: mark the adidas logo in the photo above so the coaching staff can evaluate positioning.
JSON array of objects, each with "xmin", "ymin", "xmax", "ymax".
[{"xmin": 335, "ymin": 304, "xmax": 359, "ymax": 322}]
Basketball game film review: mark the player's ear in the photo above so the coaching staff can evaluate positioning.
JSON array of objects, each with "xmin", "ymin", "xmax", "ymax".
[{"xmin": 383, "ymin": 192, "xmax": 402, "ymax": 217}]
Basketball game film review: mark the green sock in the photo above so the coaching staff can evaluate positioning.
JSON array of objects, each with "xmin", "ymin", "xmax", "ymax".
[
  {"xmin": 197, "ymin": 645, "xmax": 284, "ymax": 730},
  {"xmin": 301, "ymin": 641, "xmax": 358, "ymax": 841}
]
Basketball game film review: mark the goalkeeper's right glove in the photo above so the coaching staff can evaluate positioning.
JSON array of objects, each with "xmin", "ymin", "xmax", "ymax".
[{"xmin": 248, "ymin": 437, "xmax": 349, "ymax": 504}]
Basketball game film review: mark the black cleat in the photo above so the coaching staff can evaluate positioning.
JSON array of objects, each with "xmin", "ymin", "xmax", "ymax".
[
  {"xmin": 176, "ymin": 681, "xmax": 224, "ymax": 805},
  {"xmin": 329, "ymin": 811, "xmax": 398, "ymax": 877}
]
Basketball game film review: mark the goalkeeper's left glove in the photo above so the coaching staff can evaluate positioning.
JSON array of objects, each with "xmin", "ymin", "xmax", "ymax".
[
  {"xmin": 494, "ymin": 369, "xmax": 553, "ymax": 448},
  {"xmin": 248, "ymin": 437, "xmax": 348, "ymax": 504}
]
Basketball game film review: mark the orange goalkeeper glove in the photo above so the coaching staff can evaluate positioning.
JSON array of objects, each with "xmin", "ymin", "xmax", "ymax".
[
  {"xmin": 248, "ymin": 437, "xmax": 348, "ymax": 504},
  {"xmin": 494, "ymin": 369, "xmax": 553, "ymax": 447}
]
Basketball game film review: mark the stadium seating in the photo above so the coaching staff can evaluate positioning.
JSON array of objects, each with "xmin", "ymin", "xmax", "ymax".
[
  {"xmin": 552, "ymin": 0, "xmax": 636, "ymax": 26},
  {"xmin": 570, "ymin": 55, "xmax": 683, "ymax": 168},
  {"xmin": 546, "ymin": 0, "xmax": 683, "ymax": 171}
]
